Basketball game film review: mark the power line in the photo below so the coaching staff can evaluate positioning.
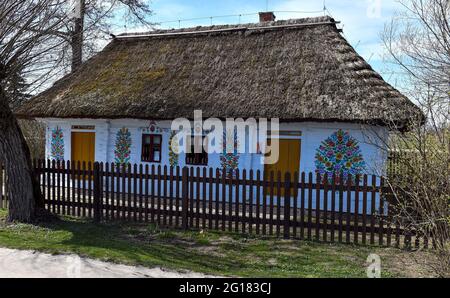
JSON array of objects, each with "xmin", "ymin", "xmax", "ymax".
[{"xmin": 154, "ymin": 9, "xmax": 327, "ymax": 29}]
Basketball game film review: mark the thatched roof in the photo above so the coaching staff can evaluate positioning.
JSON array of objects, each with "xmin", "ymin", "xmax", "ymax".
[{"xmin": 16, "ymin": 16, "xmax": 422, "ymax": 129}]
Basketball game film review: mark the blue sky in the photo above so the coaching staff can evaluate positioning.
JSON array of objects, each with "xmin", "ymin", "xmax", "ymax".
[{"xmin": 116, "ymin": 0, "xmax": 404, "ymax": 87}]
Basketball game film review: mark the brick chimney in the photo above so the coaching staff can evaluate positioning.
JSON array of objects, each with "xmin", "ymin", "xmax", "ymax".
[{"xmin": 259, "ymin": 12, "xmax": 276, "ymax": 22}]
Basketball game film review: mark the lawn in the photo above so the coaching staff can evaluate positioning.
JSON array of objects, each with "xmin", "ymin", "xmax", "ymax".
[{"xmin": 0, "ymin": 209, "xmax": 433, "ymax": 277}]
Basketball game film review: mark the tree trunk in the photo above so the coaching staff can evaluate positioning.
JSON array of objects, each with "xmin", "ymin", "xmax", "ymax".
[
  {"xmin": 70, "ymin": 0, "xmax": 85, "ymax": 72},
  {"xmin": 0, "ymin": 86, "xmax": 43, "ymax": 222}
]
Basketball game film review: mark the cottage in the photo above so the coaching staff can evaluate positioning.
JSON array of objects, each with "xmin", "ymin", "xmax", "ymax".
[{"xmin": 16, "ymin": 14, "xmax": 421, "ymax": 182}]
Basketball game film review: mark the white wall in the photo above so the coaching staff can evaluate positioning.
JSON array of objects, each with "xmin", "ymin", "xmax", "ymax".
[
  {"xmin": 40, "ymin": 118, "xmax": 388, "ymax": 177},
  {"xmin": 40, "ymin": 118, "xmax": 389, "ymax": 214}
]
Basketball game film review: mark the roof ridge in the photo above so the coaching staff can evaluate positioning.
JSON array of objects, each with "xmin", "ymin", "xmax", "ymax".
[{"xmin": 115, "ymin": 16, "xmax": 337, "ymax": 39}]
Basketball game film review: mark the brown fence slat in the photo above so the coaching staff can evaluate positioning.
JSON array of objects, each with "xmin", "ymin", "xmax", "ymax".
[
  {"xmin": 150, "ymin": 165, "xmax": 156, "ymax": 223},
  {"xmin": 121, "ymin": 164, "xmax": 126, "ymax": 220},
  {"xmin": 248, "ymin": 169, "xmax": 254, "ymax": 234},
  {"xmin": 330, "ymin": 173, "xmax": 336, "ymax": 242},
  {"xmin": 196, "ymin": 167, "xmax": 200, "ymax": 229},
  {"xmin": 88, "ymin": 162, "xmax": 93, "ymax": 218},
  {"xmin": 58, "ymin": 161, "xmax": 63, "ymax": 215},
  {"xmin": 133, "ymin": 164, "xmax": 138, "ymax": 222},
  {"xmin": 370, "ymin": 175, "xmax": 376, "ymax": 245},
  {"xmin": 300, "ymin": 172, "xmax": 306, "ymax": 240},
  {"xmin": 269, "ymin": 171, "xmax": 274, "ymax": 236},
  {"xmin": 262, "ymin": 172, "xmax": 267, "ymax": 235},
  {"xmin": 276, "ymin": 171, "xmax": 281, "ymax": 238},
  {"xmin": 76, "ymin": 161, "xmax": 81, "ymax": 217},
  {"xmin": 117, "ymin": 164, "xmax": 123, "ymax": 219},
  {"xmin": 256, "ymin": 170, "xmax": 261, "ymax": 235},
  {"xmin": 104, "ymin": 162, "xmax": 110, "ymax": 220},
  {"xmin": 215, "ymin": 168, "xmax": 220, "ymax": 230},
  {"xmin": 127, "ymin": 163, "xmax": 132, "ymax": 221},
  {"xmin": 69, "ymin": 161, "xmax": 74, "ymax": 216},
  {"xmin": 338, "ymin": 173, "xmax": 344, "ymax": 243},
  {"xmin": 181, "ymin": 167, "xmax": 188, "ymax": 229},
  {"xmin": 157, "ymin": 165, "xmax": 162, "ymax": 225},
  {"xmin": 379, "ymin": 176, "xmax": 385, "ymax": 246},
  {"xmin": 221, "ymin": 170, "xmax": 226, "ymax": 231},
  {"xmin": 163, "ymin": 166, "xmax": 168, "ymax": 226},
  {"xmin": 307, "ymin": 172, "xmax": 313, "ymax": 241},
  {"xmin": 208, "ymin": 168, "xmax": 213, "ymax": 230},
  {"xmin": 231, "ymin": 171, "xmax": 240, "ymax": 233},
  {"xmin": 228, "ymin": 170, "xmax": 233, "ymax": 232},
  {"xmin": 139, "ymin": 164, "xmax": 144, "ymax": 223},
  {"xmin": 292, "ymin": 172, "xmax": 299, "ymax": 238},
  {"xmin": 51, "ymin": 159, "xmax": 56, "ymax": 213},
  {"xmin": 346, "ymin": 174, "xmax": 352, "ymax": 243},
  {"xmin": 176, "ymin": 166, "xmax": 181, "ymax": 227},
  {"xmin": 189, "ymin": 167, "xmax": 194, "ymax": 228},
  {"xmin": 40, "ymin": 160, "xmax": 46, "ymax": 213},
  {"xmin": 315, "ymin": 172, "xmax": 321, "ymax": 241},
  {"xmin": 111, "ymin": 163, "xmax": 117, "ymax": 220},
  {"xmin": 169, "ymin": 166, "xmax": 174, "ymax": 226},
  {"xmin": 241, "ymin": 170, "xmax": 247, "ymax": 234},
  {"xmin": 65, "ymin": 160, "xmax": 70, "ymax": 215},
  {"xmin": 362, "ymin": 174, "xmax": 368, "ymax": 245},
  {"xmin": 82, "ymin": 161, "xmax": 87, "ymax": 217},
  {"xmin": 354, "ymin": 175, "xmax": 360, "ymax": 244},
  {"xmin": 198, "ymin": 168, "xmax": 207, "ymax": 229},
  {"xmin": 202, "ymin": 168, "xmax": 207, "ymax": 229},
  {"xmin": 144, "ymin": 165, "xmax": 149, "ymax": 223}
]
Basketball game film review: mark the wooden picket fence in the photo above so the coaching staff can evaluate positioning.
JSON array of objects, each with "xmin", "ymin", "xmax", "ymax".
[{"xmin": 0, "ymin": 160, "xmax": 428, "ymax": 249}]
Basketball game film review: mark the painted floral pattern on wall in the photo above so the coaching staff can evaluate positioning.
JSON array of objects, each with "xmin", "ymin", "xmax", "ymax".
[
  {"xmin": 220, "ymin": 128, "xmax": 240, "ymax": 177},
  {"xmin": 114, "ymin": 127, "xmax": 132, "ymax": 164},
  {"xmin": 315, "ymin": 129, "xmax": 365, "ymax": 181},
  {"xmin": 169, "ymin": 130, "xmax": 179, "ymax": 167},
  {"xmin": 50, "ymin": 126, "xmax": 64, "ymax": 161}
]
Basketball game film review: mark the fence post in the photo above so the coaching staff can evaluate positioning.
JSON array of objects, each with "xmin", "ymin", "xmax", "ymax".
[
  {"xmin": 93, "ymin": 162, "xmax": 102, "ymax": 223},
  {"xmin": 181, "ymin": 167, "xmax": 189, "ymax": 230},
  {"xmin": 284, "ymin": 172, "xmax": 291, "ymax": 239}
]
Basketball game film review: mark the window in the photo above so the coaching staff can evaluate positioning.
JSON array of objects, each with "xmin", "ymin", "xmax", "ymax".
[
  {"xmin": 141, "ymin": 134, "xmax": 162, "ymax": 162},
  {"xmin": 186, "ymin": 135, "xmax": 208, "ymax": 166}
]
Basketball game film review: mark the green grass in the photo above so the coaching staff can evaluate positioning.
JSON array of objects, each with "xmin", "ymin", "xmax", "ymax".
[{"xmin": 0, "ymin": 209, "xmax": 418, "ymax": 277}]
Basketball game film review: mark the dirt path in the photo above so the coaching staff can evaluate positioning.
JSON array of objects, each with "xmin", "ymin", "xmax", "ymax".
[{"xmin": 0, "ymin": 247, "xmax": 216, "ymax": 278}]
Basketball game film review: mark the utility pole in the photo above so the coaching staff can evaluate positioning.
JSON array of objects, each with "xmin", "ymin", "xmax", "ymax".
[{"xmin": 71, "ymin": 0, "xmax": 85, "ymax": 72}]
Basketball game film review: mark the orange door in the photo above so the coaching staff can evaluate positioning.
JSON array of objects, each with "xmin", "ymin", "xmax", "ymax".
[
  {"xmin": 264, "ymin": 139, "xmax": 301, "ymax": 196},
  {"xmin": 71, "ymin": 132, "xmax": 95, "ymax": 164}
]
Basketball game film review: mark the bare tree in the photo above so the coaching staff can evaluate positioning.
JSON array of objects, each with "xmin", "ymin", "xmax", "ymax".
[
  {"xmin": 51, "ymin": 0, "xmax": 153, "ymax": 74},
  {"xmin": 381, "ymin": 0, "xmax": 449, "ymax": 276},
  {"xmin": 0, "ymin": 0, "xmax": 69, "ymax": 222},
  {"xmin": 0, "ymin": 0, "xmax": 153, "ymax": 222}
]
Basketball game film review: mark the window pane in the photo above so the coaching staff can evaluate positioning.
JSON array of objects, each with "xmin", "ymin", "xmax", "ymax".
[
  {"xmin": 153, "ymin": 150, "xmax": 160, "ymax": 162},
  {"xmin": 153, "ymin": 135, "xmax": 161, "ymax": 145}
]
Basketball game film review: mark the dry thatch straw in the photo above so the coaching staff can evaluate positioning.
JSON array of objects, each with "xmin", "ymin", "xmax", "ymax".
[{"xmin": 15, "ymin": 16, "xmax": 423, "ymax": 130}]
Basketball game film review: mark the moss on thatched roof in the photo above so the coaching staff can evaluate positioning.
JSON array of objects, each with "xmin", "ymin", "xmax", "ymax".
[{"xmin": 16, "ymin": 16, "xmax": 422, "ymax": 129}]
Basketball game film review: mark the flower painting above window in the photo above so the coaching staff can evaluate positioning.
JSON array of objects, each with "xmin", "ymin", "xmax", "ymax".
[
  {"xmin": 114, "ymin": 127, "xmax": 132, "ymax": 165},
  {"xmin": 50, "ymin": 126, "xmax": 64, "ymax": 161},
  {"xmin": 315, "ymin": 129, "xmax": 365, "ymax": 181}
]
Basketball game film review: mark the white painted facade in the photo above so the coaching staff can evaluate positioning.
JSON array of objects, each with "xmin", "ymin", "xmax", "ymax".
[
  {"xmin": 40, "ymin": 118, "xmax": 388, "ymax": 177},
  {"xmin": 39, "ymin": 118, "xmax": 389, "ymax": 214}
]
